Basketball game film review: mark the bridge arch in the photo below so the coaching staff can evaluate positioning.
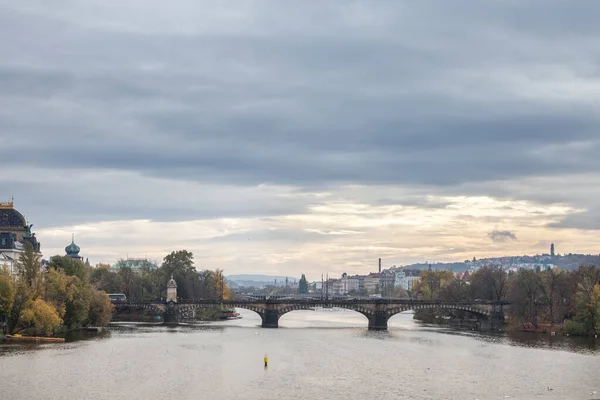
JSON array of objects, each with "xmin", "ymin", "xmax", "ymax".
[
  {"xmin": 385, "ymin": 304, "xmax": 491, "ymax": 321},
  {"xmin": 276, "ymin": 303, "xmax": 383, "ymax": 329},
  {"xmin": 277, "ymin": 304, "xmax": 374, "ymax": 327},
  {"xmin": 175, "ymin": 303, "xmax": 267, "ymax": 326},
  {"xmin": 113, "ymin": 303, "xmax": 163, "ymax": 314}
]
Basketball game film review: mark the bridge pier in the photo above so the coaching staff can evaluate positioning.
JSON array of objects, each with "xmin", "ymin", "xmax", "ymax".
[
  {"xmin": 261, "ymin": 309, "xmax": 279, "ymax": 328},
  {"xmin": 368, "ymin": 311, "xmax": 388, "ymax": 331},
  {"xmin": 481, "ymin": 310, "xmax": 505, "ymax": 331}
]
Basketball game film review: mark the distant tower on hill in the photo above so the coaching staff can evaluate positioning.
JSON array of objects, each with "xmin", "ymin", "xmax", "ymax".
[
  {"xmin": 378, "ymin": 258, "xmax": 381, "ymax": 273},
  {"xmin": 550, "ymin": 243, "xmax": 555, "ymax": 258}
]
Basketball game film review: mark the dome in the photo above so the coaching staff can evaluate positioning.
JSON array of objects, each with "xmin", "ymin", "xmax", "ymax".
[
  {"xmin": 65, "ymin": 234, "xmax": 81, "ymax": 257},
  {"xmin": 0, "ymin": 200, "xmax": 27, "ymax": 229}
]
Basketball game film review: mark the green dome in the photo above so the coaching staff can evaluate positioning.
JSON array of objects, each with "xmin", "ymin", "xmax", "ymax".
[{"xmin": 65, "ymin": 235, "xmax": 81, "ymax": 256}]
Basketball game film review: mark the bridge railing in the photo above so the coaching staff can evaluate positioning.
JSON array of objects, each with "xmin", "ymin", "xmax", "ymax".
[{"xmin": 132, "ymin": 298, "xmax": 509, "ymax": 306}]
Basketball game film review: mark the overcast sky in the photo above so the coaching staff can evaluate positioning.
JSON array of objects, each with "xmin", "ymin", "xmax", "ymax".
[{"xmin": 2, "ymin": 0, "xmax": 600, "ymax": 280}]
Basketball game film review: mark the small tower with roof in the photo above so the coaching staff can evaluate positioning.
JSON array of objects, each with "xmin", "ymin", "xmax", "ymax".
[
  {"xmin": 166, "ymin": 275, "xmax": 178, "ymax": 303},
  {"xmin": 65, "ymin": 234, "xmax": 82, "ymax": 260}
]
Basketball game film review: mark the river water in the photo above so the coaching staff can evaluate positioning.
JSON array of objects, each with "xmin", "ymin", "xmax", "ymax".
[{"xmin": 1, "ymin": 309, "xmax": 599, "ymax": 400}]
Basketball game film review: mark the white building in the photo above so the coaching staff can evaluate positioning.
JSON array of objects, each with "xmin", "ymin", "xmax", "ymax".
[
  {"xmin": 0, "ymin": 243, "xmax": 23, "ymax": 278},
  {"xmin": 363, "ymin": 275, "xmax": 380, "ymax": 294},
  {"xmin": 395, "ymin": 270, "xmax": 420, "ymax": 291},
  {"xmin": 348, "ymin": 277, "xmax": 360, "ymax": 292}
]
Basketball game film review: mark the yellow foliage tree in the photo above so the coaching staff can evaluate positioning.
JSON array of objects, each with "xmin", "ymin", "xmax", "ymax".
[
  {"xmin": 20, "ymin": 298, "xmax": 63, "ymax": 336},
  {"xmin": 87, "ymin": 289, "xmax": 113, "ymax": 326},
  {"xmin": 413, "ymin": 270, "xmax": 455, "ymax": 300},
  {"xmin": 213, "ymin": 269, "xmax": 232, "ymax": 300}
]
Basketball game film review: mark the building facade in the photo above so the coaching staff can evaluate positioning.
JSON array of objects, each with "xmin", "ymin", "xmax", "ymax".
[{"xmin": 0, "ymin": 200, "xmax": 41, "ymax": 278}]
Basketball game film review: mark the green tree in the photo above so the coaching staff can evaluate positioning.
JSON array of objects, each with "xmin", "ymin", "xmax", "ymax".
[
  {"xmin": 48, "ymin": 255, "xmax": 90, "ymax": 282},
  {"xmin": 162, "ymin": 250, "xmax": 195, "ymax": 276},
  {"xmin": 0, "ymin": 265, "xmax": 15, "ymax": 319},
  {"xmin": 161, "ymin": 250, "xmax": 196, "ymax": 299},
  {"xmin": 43, "ymin": 268, "xmax": 73, "ymax": 318},
  {"xmin": 298, "ymin": 274, "xmax": 308, "ymax": 295},
  {"xmin": 15, "ymin": 242, "xmax": 42, "ymax": 288},
  {"xmin": 63, "ymin": 276, "xmax": 93, "ymax": 329},
  {"xmin": 89, "ymin": 268, "xmax": 123, "ymax": 293}
]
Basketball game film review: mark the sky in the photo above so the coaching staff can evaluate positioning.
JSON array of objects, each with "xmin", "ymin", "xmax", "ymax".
[{"xmin": 1, "ymin": 0, "xmax": 600, "ymax": 280}]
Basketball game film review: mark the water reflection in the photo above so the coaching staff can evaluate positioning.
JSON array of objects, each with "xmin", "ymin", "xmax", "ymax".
[{"xmin": 1, "ymin": 308, "xmax": 598, "ymax": 400}]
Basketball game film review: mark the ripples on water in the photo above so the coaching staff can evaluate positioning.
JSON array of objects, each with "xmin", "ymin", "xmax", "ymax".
[{"xmin": 1, "ymin": 309, "xmax": 599, "ymax": 400}]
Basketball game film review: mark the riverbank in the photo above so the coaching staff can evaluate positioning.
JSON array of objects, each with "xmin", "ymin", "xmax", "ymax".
[{"xmin": 3, "ymin": 334, "xmax": 65, "ymax": 343}]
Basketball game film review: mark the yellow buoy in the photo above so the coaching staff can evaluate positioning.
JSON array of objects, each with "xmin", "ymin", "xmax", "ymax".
[{"xmin": 264, "ymin": 354, "xmax": 268, "ymax": 367}]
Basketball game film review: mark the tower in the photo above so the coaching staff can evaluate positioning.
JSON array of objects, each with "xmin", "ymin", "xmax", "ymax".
[
  {"xmin": 166, "ymin": 275, "xmax": 178, "ymax": 303},
  {"xmin": 378, "ymin": 258, "xmax": 381, "ymax": 273},
  {"xmin": 550, "ymin": 243, "xmax": 555, "ymax": 257},
  {"xmin": 65, "ymin": 234, "xmax": 83, "ymax": 260}
]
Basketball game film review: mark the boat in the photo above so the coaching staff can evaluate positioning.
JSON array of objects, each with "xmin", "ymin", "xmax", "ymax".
[
  {"xmin": 219, "ymin": 309, "xmax": 242, "ymax": 320},
  {"xmin": 4, "ymin": 334, "xmax": 65, "ymax": 343}
]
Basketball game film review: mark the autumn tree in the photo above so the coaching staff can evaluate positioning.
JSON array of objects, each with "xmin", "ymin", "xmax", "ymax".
[
  {"xmin": 87, "ymin": 289, "xmax": 113, "ymax": 326},
  {"xmin": 20, "ymin": 298, "xmax": 62, "ymax": 336},
  {"xmin": 391, "ymin": 286, "xmax": 409, "ymax": 298},
  {"xmin": 413, "ymin": 270, "xmax": 454, "ymax": 300},
  {"xmin": 509, "ymin": 269, "xmax": 544, "ymax": 328},
  {"xmin": 573, "ymin": 265, "xmax": 600, "ymax": 335},
  {"xmin": 470, "ymin": 266, "xmax": 508, "ymax": 301}
]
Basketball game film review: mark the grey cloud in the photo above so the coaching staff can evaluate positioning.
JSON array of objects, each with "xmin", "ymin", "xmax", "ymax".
[
  {"xmin": 488, "ymin": 230, "xmax": 518, "ymax": 243},
  {"xmin": 1, "ymin": 0, "xmax": 600, "ymax": 229}
]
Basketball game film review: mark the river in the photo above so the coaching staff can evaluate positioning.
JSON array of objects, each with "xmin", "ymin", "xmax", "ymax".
[{"xmin": 1, "ymin": 309, "xmax": 599, "ymax": 400}]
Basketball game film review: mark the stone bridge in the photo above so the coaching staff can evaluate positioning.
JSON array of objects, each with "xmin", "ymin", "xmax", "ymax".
[{"xmin": 114, "ymin": 297, "xmax": 507, "ymax": 331}]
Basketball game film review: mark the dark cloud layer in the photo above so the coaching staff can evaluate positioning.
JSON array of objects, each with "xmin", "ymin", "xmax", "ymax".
[
  {"xmin": 1, "ymin": 1, "xmax": 600, "ymax": 228},
  {"xmin": 489, "ymin": 230, "xmax": 518, "ymax": 243}
]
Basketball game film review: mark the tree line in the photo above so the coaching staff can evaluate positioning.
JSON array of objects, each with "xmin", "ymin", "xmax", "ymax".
[
  {"xmin": 89, "ymin": 250, "xmax": 231, "ymax": 302},
  {"xmin": 411, "ymin": 265, "xmax": 600, "ymax": 336},
  {"xmin": 0, "ymin": 247, "xmax": 232, "ymax": 336},
  {"xmin": 0, "ymin": 243, "xmax": 113, "ymax": 336}
]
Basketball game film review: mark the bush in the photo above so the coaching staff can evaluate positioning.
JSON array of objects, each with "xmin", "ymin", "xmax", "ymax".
[{"xmin": 563, "ymin": 320, "xmax": 587, "ymax": 336}]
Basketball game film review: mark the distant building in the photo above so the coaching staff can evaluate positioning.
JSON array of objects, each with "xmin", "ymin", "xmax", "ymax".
[
  {"xmin": 347, "ymin": 276, "xmax": 360, "ymax": 293},
  {"xmin": 363, "ymin": 274, "xmax": 380, "ymax": 294},
  {"xmin": 551, "ymin": 243, "xmax": 555, "ymax": 258},
  {"xmin": 110, "ymin": 258, "xmax": 158, "ymax": 273},
  {"xmin": 394, "ymin": 269, "xmax": 420, "ymax": 291},
  {"xmin": 0, "ymin": 199, "xmax": 41, "ymax": 278}
]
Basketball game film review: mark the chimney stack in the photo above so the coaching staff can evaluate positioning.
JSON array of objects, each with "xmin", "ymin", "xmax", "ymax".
[{"xmin": 378, "ymin": 258, "xmax": 381, "ymax": 273}]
